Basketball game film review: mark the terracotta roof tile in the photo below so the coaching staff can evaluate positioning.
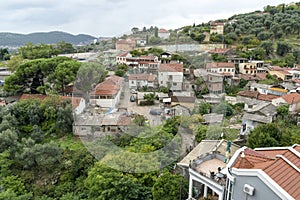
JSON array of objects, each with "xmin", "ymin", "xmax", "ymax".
[
  {"xmin": 293, "ymin": 144, "xmax": 300, "ymax": 153},
  {"xmin": 281, "ymin": 93, "xmax": 300, "ymax": 104},
  {"xmin": 117, "ymin": 52, "xmax": 130, "ymax": 57},
  {"xmin": 208, "ymin": 48, "xmax": 232, "ymax": 54},
  {"xmin": 159, "ymin": 63, "xmax": 183, "ymax": 73},
  {"xmin": 158, "ymin": 28, "xmax": 169, "ymax": 33},
  {"xmin": 237, "ymin": 91, "xmax": 259, "ymax": 98},
  {"xmin": 19, "ymin": 94, "xmax": 82, "ymax": 109},
  {"xmin": 19, "ymin": 94, "xmax": 47, "ymax": 101},
  {"xmin": 233, "ymin": 146, "xmax": 300, "ymax": 199},
  {"xmin": 257, "ymin": 94, "xmax": 279, "ymax": 101},
  {"xmin": 263, "ymin": 157, "xmax": 300, "ymax": 199}
]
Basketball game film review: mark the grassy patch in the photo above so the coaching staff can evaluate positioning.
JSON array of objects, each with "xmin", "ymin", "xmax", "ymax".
[{"xmin": 55, "ymin": 135, "xmax": 85, "ymax": 151}]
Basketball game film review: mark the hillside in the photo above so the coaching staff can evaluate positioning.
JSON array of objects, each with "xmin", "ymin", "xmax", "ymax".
[{"xmin": 0, "ymin": 31, "xmax": 97, "ymax": 47}]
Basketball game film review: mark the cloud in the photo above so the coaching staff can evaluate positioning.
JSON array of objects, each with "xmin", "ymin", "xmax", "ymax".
[{"xmin": 0, "ymin": 0, "xmax": 296, "ymax": 36}]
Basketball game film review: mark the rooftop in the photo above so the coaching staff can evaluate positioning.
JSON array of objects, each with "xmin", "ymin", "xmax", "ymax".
[
  {"xmin": 281, "ymin": 92, "xmax": 300, "ymax": 104},
  {"xmin": 159, "ymin": 63, "xmax": 183, "ymax": 73},
  {"xmin": 232, "ymin": 145, "xmax": 300, "ymax": 199}
]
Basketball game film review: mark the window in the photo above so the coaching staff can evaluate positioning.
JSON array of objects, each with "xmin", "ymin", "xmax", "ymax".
[
  {"xmin": 131, "ymin": 81, "xmax": 134, "ymax": 84},
  {"xmin": 224, "ymin": 179, "xmax": 234, "ymax": 200},
  {"xmin": 173, "ymin": 83, "xmax": 177, "ymax": 86},
  {"xmin": 161, "ymin": 81, "xmax": 163, "ymax": 84}
]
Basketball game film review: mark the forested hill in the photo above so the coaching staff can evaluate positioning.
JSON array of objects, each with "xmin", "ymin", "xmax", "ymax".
[{"xmin": 0, "ymin": 31, "xmax": 97, "ymax": 47}]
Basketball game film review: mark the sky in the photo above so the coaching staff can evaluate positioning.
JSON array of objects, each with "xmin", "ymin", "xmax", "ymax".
[{"xmin": 0, "ymin": 0, "xmax": 296, "ymax": 37}]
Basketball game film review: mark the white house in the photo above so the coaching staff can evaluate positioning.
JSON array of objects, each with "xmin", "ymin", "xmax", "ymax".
[
  {"xmin": 158, "ymin": 28, "xmax": 170, "ymax": 39},
  {"xmin": 116, "ymin": 52, "xmax": 132, "ymax": 65},
  {"xmin": 272, "ymin": 92, "xmax": 300, "ymax": 112},
  {"xmin": 206, "ymin": 62, "xmax": 235, "ymax": 77},
  {"xmin": 128, "ymin": 74, "xmax": 156, "ymax": 89},
  {"xmin": 158, "ymin": 63, "xmax": 183, "ymax": 91},
  {"xmin": 89, "ymin": 75, "xmax": 124, "ymax": 108}
]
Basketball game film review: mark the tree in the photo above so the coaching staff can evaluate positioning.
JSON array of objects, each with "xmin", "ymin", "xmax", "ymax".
[
  {"xmin": 47, "ymin": 60, "xmax": 80, "ymax": 95},
  {"xmin": 74, "ymin": 62, "xmax": 107, "ymax": 95},
  {"xmin": 198, "ymin": 102, "xmax": 211, "ymax": 115},
  {"xmin": 247, "ymin": 123, "xmax": 282, "ymax": 148},
  {"xmin": 212, "ymin": 101, "xmax": 233, "ymax": 116},
  {"xmin": 260, "ymin": 41, "xmax": 274, "ymax": 55},
  {"xmin": 5, "ymin": 55, "xmax": 26, "ymax": 72},
  {"xmin": 0, "ymin": 175, "xmax": 27, "ymax": 196},
  {"xmin": 18, "ymin": 143, "xmax": 62, "ymax": 173},
  {"xmin": 144, "ymin": 93, "xmax": 157, "ymax": 105},
  {"xmin": 18, "ymin": 43, "xmax": 58, "ymax": 59},
  {"xmin": 152, "ymin": 171, "xmax": 188, "ymax": 200},
  {"xmin": 0, "ymin": 48, "xmax": 10, "ymax": 61},
  {"xmin": 85, "ymin": 163, "xmax": 151, "ymax": 200},
  {"xmin": 55, "ymin": 41, "xmax": 75, "ymax": 54},
  {"xmin": 194, "ymin": 125, "xmax": 208, "ymax": 142},
  {"xmin": 276, "ymin": 42, "xmax": 291, "ymax": 56},
  {"xmin": 131, "ymin": 27, "xmax": 139, "ymax": 34},
  {"xmin": 4, "ymin": 56, "xmax": 76, "ymax": 94},
  {"xmin": 276, "ymin": 105, "xmax": 289, "ymax": 119}
]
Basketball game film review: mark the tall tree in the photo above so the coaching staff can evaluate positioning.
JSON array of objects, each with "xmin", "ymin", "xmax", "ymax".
[{"xmin": 152, "ymin": 171, "xmax": 188, "ymax": 200}]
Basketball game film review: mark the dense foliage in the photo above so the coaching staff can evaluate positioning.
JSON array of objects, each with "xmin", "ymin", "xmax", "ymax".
[{"xmin": 0, "ymin": 99, "xmax": 188, "ymax": 199}]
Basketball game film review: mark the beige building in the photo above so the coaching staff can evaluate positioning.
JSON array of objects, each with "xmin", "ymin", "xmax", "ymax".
[
  {"xmin": 210, "ymin": 21, "xmax": 225, "ymax": 35},
  {"xmin": 238, "ymin": 62, "xmax": 257, "ymax": 75}
]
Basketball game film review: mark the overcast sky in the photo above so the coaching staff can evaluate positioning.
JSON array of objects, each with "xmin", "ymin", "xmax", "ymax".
[{"xmin": 0, "ymin": 0, "xmax": 296, "ymax": 37}]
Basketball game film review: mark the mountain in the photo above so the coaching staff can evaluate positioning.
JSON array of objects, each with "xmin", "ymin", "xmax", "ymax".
[{"xmin": 0, "ymin": 31, "xmax": 97, "ymax": 47}]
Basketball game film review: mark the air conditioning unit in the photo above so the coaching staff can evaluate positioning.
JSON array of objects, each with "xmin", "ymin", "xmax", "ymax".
[{"xmin": 243, "ymin": 184, "xmax": 255, "ymax": 196}]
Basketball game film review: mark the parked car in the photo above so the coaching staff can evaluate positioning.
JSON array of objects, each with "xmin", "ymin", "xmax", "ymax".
[
  {"xmin": 149, "ymin": 109, "xmax": 161, "ymax": 115},
  {"xmin": 130, "ymin": 89, "xmax": 137, "ymax": 94},
  {"xmin": 130, "ymin": 95, "xmax": 136, "ymax": 102}
]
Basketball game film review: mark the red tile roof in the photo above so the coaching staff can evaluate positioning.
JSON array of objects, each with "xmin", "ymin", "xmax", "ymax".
[
  {"xmin": 61, "ymin": 96, "xmax": 83, "ymax": 109},
  {"xmin": 158, "ymin": 28, "xmax": 169, "ymax": 33},
  {"xmin": 159, "ymin": 63, "xmax": 183, "ymax": 73},
  {"xmin": 237, "ymin": 91, "xmax": 280, "ymax": 102},
  {"xmin": 281, "ymin": 93, "xmax": 300, "ymax": 104},
  {"xmin": 293, "ymin": 144, "xmax": 300, "ymax": 153},
  {"xmin": 206, "ymin": 62, "xmax": 235, "ymax": 69},
  {"xmin": 255, "ymin": 73, "xmax": 267, "ymax": 80},
  {"xmin": 237, "ymin": 91, "xmax": 259, "ymax": 98},
  {"xmin": 257, "ymin": 94, "xmax": 279, "ymax": 101},
  {"xmin": 233, "ymin": 146, "xmax": 300, "ymax": 199},
  {"xmin": 90, "ymin": 76, "xmax": 123, "ymax": 96},
  {"xmin": 117, "ymin": 52, "xmax": 130, "ymax": 57},
  {"xmin": 19, "ymin": 94, "xmax": 82, "ymax": 109},
  {"xmin": 208, "ymin": 48, "xmax": 232, "ymax": 54},
  {"xmin": 19, "ymin": 94, "xmax": 47, "ymax": 101}
]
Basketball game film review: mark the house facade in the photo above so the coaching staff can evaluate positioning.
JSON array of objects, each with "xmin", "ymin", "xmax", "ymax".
[
  {"xmin": 177, "ymin": 140, "xmax": 240, "ymax": 200},
  {"xmin": 158, "ymin": 63, "xmax": 184, "ymax": 91},
  {"xmin": 241, "ymin": 102, "xmax": 277, "ymax": 134},
  {"xmin": 128, "ymin": 74, "xmax": 156, "ymax": 89},
  {"xmin": 206, "ymin": 73, "xmax": 224, "ymax": 94},
  {"xmin": 89, "ymin": 75, "xmax": 124, "ymax": 108},
  {"xmin": 206, "ymin": 62, "xmax": 235, "ymax": 77},
  {"xmin": 272, "ymin": 92, "xmax": 300, "ymax": 112},
  {"xmin": 210, "ymin": 21, "xmax": 225, "ymax": 35},
  {"xmin": 239, "ymin": 62, "xmax": 258, "ymax": 75},
  {"xmin": 116, "ymin": 52, "xmax": 132, "ymax": 65},
  {"xmin": 224, "ymin": 145, "xmax": 300, "ymax": 200},
  {"xmin": 158, "ymin": 28, "xmax": 170, "ymax": 39}
]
